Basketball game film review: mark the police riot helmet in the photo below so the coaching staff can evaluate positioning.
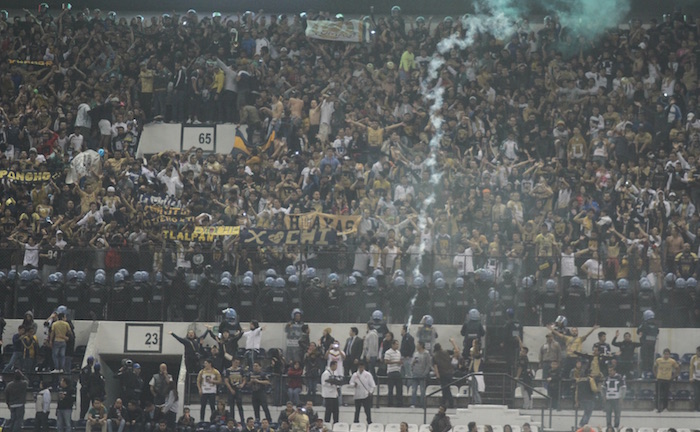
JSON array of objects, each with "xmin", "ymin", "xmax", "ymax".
[
  {"xmin": 454, "ymin": 277, "xmax": 465, "ymax": 289},
  {"xmin": 421, "ymin": 315, "xmax": 434, "ymax": 326},
  {"xmin": 67, "ymin": 270, "xmax": 78, "ymax": 281},
  {"xmin": 220, "ymin": 278, "xmax": 232, "ymax": 288},
  {"xmin": 366, "ymin": 277, "xmax": 378, "ymax": 288},
  {"xmin": 570, "ymin": 276, "xmax": 583, "ymax": 289},
  {"xmin": 305, "ymin": 267, "xmax": 316, "ymax": 279},
  {"xmin": 643, "ymin": 310, "xmax": 655, "ymax": 321},
  {"xmin": 604, "ymin": 280, "xmax": 615, "ymax": 291},
  {"xmin": 114, "ymin": 273, "xmax": 125, "ymax": 284},
  {"xmin": 371, "ymin": 310, "xmax": 383, "ymax": 321},
  {"xmin": 291, "ymin": 308, "xmax": 303, "ymax": 319},
  {"xmin": 346, "ymin": 276, "xmax": 357, "ymax": 286},
  {"xmin": 275, "ymin": 277, "xmax": 286, "ymax": 288},
  {"xmin": 468, "ymin": 308, "xmax": 480, "ymax": 321},
  {"xmin": 288, "ymin": 275, "xmax": 299, "ymax": 285},
  {"xmin": 285, "ymin": 265, "xmax": 296, "ymax": 276},
  {"xmin": 545, "ymin": 279, "xmax": 557, "ymax": 292},
  {"xmin": 265, "ymin": 268, "xmax": 277, "ymax": 278},
  {"xmin": 188, "ymin": 279, "xmax": 198, "ymax": 290},
  {"xmin": 393, "ymin": 277, "xmax": 406, "ymax": 287},
  {"xmin": 243, "ymin": 276, "xmax": 253, "ymax": 287},
  {"xmin": 435, "ymin": 278, "xmax": 446, "ymax": 289},
  {"xmin": 94, "ymin": 273, "xmax": 106, "ymax": 285},
  {"xmin": 639, "ymin": 277, "xmax": 652, "ymax": 291},
  {"xmin": 675, "ymin": 277, "xmax": 687, "ymax": 289},
  {"xmin": 617, "ymin": 278, "xmax": 630, "ymax": 291},
  {"xmin": 432, "ymin": 270, "xmax": 444, "ymax": 281},
  {"xmin": 687, "ymin": 277, "xmax": 698, "ymax": 289},
  {"xmin": 488, "ymin": 287, "xmax": 500, "ymax": 301},
  {"xmin": 264, "ymin": 277, "xmax": 275, "ymax": 287}
]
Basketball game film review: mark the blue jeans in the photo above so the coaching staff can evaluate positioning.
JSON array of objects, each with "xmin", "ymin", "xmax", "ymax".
[
  {"xmin": 411, "ymin": 376, "xmax": 426, "ymax": 406},
  {"xmin": 8, "ymin": 406, "xmax": 25, "ymax": 432},
  {"xmin": 108, "ymin": 419, "xmax": 125, "ymax": 432},
  {"xmin": 52, "ymin": 341, "xmax": 67, "ymax": 371},
  {"xmin": 288, "ymin": 387, "xmax": 301, "ymax": 406},
  {"xmin": 579, "ymin": 399, "xmax": 594, "ymax": 426},
  {"xmin": 57, "ymin": 409, "xmax": 72, "ymax": 432},
  {"xmin": 3, "ymin": 352, "xmax": 22, "ymax": 373}
]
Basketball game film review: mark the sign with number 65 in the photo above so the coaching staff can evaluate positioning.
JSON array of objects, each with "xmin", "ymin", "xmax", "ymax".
[{"xmin": 124, "ymin": 323, "xmax": 164, "ymax": 353}]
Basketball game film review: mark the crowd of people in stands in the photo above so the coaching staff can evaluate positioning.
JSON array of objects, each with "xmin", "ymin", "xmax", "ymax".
[
  {"xmin": 1, "ymin": 2, "xmax": 700, "ymax": 430},
  {"xmin": 0, "ymin": 3, "xmax": 699, "ymax": 328}
]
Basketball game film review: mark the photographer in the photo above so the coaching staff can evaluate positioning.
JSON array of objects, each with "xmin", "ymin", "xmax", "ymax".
[
  {"xmin": 287, "ymin": 405, "xmax": 309, "ymax": 432},
  {"xmin": 320, "ymin": 360, "xmax": 342, "ymax": 424}
]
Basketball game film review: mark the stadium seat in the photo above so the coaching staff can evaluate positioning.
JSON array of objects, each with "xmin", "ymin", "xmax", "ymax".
[
  {"xmin": 534, "ymin": 369, "xmax": 543, "ymax": 380},
  {"xmin": 680, "ymin": 353, "xmax": 694, "ymax": 365},
  {"xmin": 532, "ymin": 387, "xmax": 547, "ymax": 399},
  {"xmin": 456, "ymin": 385, "xmax": 470, "ymax": 398},
  {"xmin": 368, "ymin": 424, "xmax": 384, "ymax": 432},
  {"xmin": 636, "ymin": 428, "xmax": 653, "ymax": 432},
  {"xmin": 514, "ymin": 386, "xmax": 522, "ymax": 398},
  {"xmin": 425, "ymin": 385, "xmax": 442, "ymax": 397},
  {"xmin": 384, "ymin": 424, "xmax": 400, "ymax": 432},
  {"xmin": 638, "ymin": 389, "xmax": 655, "ymax": 400},
  {"xmin": 670, "ymin": 353, "xmax": 680, "ymax": 362},
  {"xmin": 351, "ymin": 423, "xmax": 367, "ymax": 432},
  {"xmin": 418, "ymin": 425, "xmax": 432, "ymax": 432},
  {"xmin": 674, "ymin": 389, "xmax": 692, "ymax": 400},
  {"xmin": 656, "ymin": 428, "xmax": 668, "ymax": 432},
  {"xmin": 378, "ymin": 384, "xmax": 389, "ymax": 395},
  {"xmin": 408, "ymin": 425, "xmax": 418, "ymax": 432},
  {"xmin": 491, "ymin": 426, "xmax": 503, "ymax": 432},
  {"xmin": 342, "ymin": 384, "xmax": 356, "ymax": 396},
  {"xmin": 333, "ymin": 423, "xmax": 350, "ymax": 432},
  {"xmin": 529, "ymin": 426, "xmax": 539, "ymax": 432},
  {"xmin": 679, "ymin": 371, "xmax": 690, "ymax": 381}
]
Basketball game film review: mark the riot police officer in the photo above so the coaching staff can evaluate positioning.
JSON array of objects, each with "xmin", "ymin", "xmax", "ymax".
[
  {"xmin": 238, "ymin": 274, "xmax": 256, "ymax": 321},
  {"xmin": 598, "ymin": 280, "xmax": 618, "ymax": 327},
  {"xmin": 514, "ymin": 276, "xmax": 536, "ymax": 325},
  {"xmin": 540, "ymin": 279, "xmax": 560, "ymax": 325},
  {"xmin": 637, "ymin": 277, "xmax": 656, "ymax": 325},
  {"xmin": 15, "ymin": 270, "xmax": 35, "ymax": 317},
  {"xmin": 657, "ymin": 273, "xmax": 675, "ymax": 326},
  {"xmin": 636, "ymin": 310, "xmax": 659, "ymax": 373},
  {"xmin": 503, "ymin": 308, "xmax": 523, "ymax": 375},
  {"xmin": 43, "ymin": 273, "xmax": 64, "ymax": 317},
  {"xmin": 109, "ymin": 272, "xmax": 129, "ymax": 320},
  {"xmin": 461, "ymin": 308, "xmax": 485, "ymax": 359},
  {"xmin": 128, "ymin": 271, "xmax": 151, "ymax": 321},
  {"xmin": 411, "ymin": 275, "xmax": 430, "ymax": 324},
  {"xmin": 431, "ymin": 278, "xmax": 450, "ymax": 324},
  {"xmin": 287, "ymin": 274, "xmax": 301, "ymax": 311},
  {"xmin": 325, "ymin": 273, "xmax": 342, "ymax": 323},
  {"xmin": 302, "ymin": 269, "xmax": 326, "ymax": 322},
  {"xmin": 343, "ymin": 276, "xmax": 363, "ymax": 323},
  {"xmin": 564, "ymin": 276, "xmax": 586, "ymax": 327},
  {"xmin": 389, "ymin": 276, "xmax": 408, "ymax": 323},
  {"xmin": 214, "ymin": 277, "xmax": 236, "ymax": 317},
  {"xmin": 362, "ymin": 277, "xmax": 381, "ymax": 322},
  {"xmin": 149, "ymin": 272, "xmax": 167, "ymax": 321},
  {"xmin": 368, "ymin": 309, "xmax": 389, "ymax": 340},
  {"xmin": 617, "ymin": 278, "xmax": 634, "ymax": 326},
  {"xmin": 499, "ymin": 270, "xmax": 516, "ymax": 307},
  {"xmin": 183, "ymin": 280, "xmax": 200, "ymax": 322},
  {"xmin": 266, "ymin": 277, "xmax": 290, "ymax": 322},
  {"xmin": 416, "ymin": 315, "xmax": 438, "ymax": 353},
  {"xmin": 671, "ymin": 277, "xmax": 693, "ymax": 327},
  {"xmin": 219, "ymin": 307, "xmax": 243, "ymax": 336},
  {"xmin": 64, "ymin": 270, "xmax": 84, "ymax": 319},
  {"xmin": 86, "ymin": 273, "xmax": 108, "ymax": 320},
  {"xmin": 450, "ymin": 277, "xmax": 473, "ymax": 325}
]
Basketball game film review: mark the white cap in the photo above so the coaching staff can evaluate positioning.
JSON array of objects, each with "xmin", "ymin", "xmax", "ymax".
[
  {"xmin": 688, "ymin": 112, "xmax": 695, "ymax": 120},
  {"xmin": 107, "ymin": 186, "xmax": 116, "ymax": 192},
  {"xmin": 56, "ymin": 230, "xmax": 63, "ymax": 235}
]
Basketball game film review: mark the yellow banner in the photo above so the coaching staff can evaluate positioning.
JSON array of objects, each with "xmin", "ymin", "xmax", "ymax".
[
  {"xmin": 284, "ymin": 212, "xmax": 362, "ymax": 235},
  {"xmin": 161, "ymin": 226, "xmax": 240, "ymax": 242}
]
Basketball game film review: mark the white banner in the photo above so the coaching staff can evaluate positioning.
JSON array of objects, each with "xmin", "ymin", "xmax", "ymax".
[{"xmin": 305, "ymin": 20, "xmax": 366, "ymax": 43}]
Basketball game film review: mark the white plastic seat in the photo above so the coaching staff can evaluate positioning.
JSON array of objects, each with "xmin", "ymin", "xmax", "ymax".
[
  {"xmin": 384, "ymin": 424, "xmax": 400, "ymax": 432},
  {"xmin": 491, "ymin": 426, "xmax": 503, "ymax": 432},
  {"xmin": 407, "ymin": 425, "xmax": 418, "ymax": 432},
  {"xmin": 617, "ymin": 428, "xmax": 635, "ymax": 432},
  {"xmin": 476, "ymin": 426, "xmax": 485, "ymax": 432},
  {"xmin": 350, "ymin": 424, "xmax": 367, "ymax": 432},
  {"xmin": 452, "ymin": 426, "xmax": 468, "ymax": 432},
  {"xmin": 534, "ymin": 369, "xmax": 543, "ymax": 380},
  {"xmin": 378, "ymin": 384, "xmax": 389, "ymax": 395},
  {"xmin": 532, "ymin": 387, "xmax": 547, "ymax": 399},
  {"xmin": 655, "ymin": 429, "xmax": 667, "ymax": 432},
  {"xmin": 425, "ymin": 385, "xmax": 442, "ymax": 397},
  {"xmin": 333, "ymin": 423, "xmax": 350, "ymax": 432},
  {"xmin": 529, "ymin": 426, "xmax": 539, "ymax": 432},
  {"xmin": 418, "ymin": 425, "xmax": 431, "ymax": 432},
  {"xmin": 342, "ymin": 384, "xmax": 356, "ymax": 396},
  {"xmin": 510, "ymin": 426, "xmax": 521, "ymax": 432},
  {"xmin": 367, "ymin": 424, "xmax": 384, "ymax": 432}
]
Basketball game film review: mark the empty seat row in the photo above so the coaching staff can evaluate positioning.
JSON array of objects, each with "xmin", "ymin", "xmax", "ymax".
[{"xmin": 331, "ymin": 424, "xmax": 538, "ymax": 432}]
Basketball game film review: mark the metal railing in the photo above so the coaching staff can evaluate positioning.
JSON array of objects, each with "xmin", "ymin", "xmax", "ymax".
[{"xmin": 421, "ymin": 372, "xmax": 552, "ymax": 429}]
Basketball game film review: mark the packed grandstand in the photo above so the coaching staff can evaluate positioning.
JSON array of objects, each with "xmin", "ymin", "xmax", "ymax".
[{"xmin": 1, "ymin": 3, "xmax": 700, "ymax": 430}]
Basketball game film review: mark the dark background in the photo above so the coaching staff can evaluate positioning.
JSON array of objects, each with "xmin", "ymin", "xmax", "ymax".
[{"xmin": 3, "ymin": 0, "xmax": 699, "ymax": 20}]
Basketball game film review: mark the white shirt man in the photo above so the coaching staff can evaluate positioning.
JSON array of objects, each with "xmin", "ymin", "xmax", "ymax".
[
  {"xmin": 384, "ymin": 343, "xmax": 402, "ymax": 374},
  {"xmin": 350, "ymin": 362, "xmax": 376, "ymax": 424}
]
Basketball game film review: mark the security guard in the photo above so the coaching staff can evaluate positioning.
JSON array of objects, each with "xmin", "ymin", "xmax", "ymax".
[
  {"xmin": 598, "ymin": 280, "xmax": 618, "ymax": 327},
  {"xmin": 362, "ymin": 277, "xmax": 381, "ymax": 323},
  {"xmin": 64, "ymin": 270, "xmax": 84, "ymax": 319},
  {"xmin": 499, "ymin": 269, "xmax": 517, "ymax": 307},
  {"xmin": 637, "ymin": 277, "xmax": 656, "ymax": 325},
  {"xmin": 461, "ymin": 309, "xmax": 485, "ymax": 359},
  {"xmin": 266, "ymin": 277, "xmax": 290, "ymax": 322},
  {"xmin": 183, "ymin": 280, "xmax": 200, "ymax": 322},
  {"xmin": 450, "ymin": 277, "xmax": 473, "ymax": 325},
  {"xmin": 514, "ymin": 277, "xmax": 536, "ymax": 325},
  {"xmin": 214, "ymin": 277, "xmax": 236, "ymax": 317},
  {"xmin": 109, "ymin": 272, "xmax": 129, "ymax": 320},
  {"xmin": 636, "ymin": 310, "xmax": 659, "ymax": 373},
  {"xmin": 431, "ymin": 278, "xmax": 450, "ymax": 324},
  {"xmin": 564, "ymin": 276, "xmax": 586, "ymax": 327},
  {"xmin": 238, "ymin": 275, "xmax": 256, "ymax": 322},
  {"xmin": 343, "ymin": 276, "xmax": 363, "ymax": 323},
  {"xmin": 416, "ymin": 315, "xmax": 438, "ymax": 353},
  {"xmin": 43, "ymin": 273, "xmax": 64, "ymax": 318},
  {"xmin": 540, "ymin": 279, "xmax": 560, "ymax": 325},
  {"xmin": 128, "ymin": 271, "xmax": 151, "ymax": 321},
  {"xmin": 671, "ymin": 277, "xmax": 693, "ymax": 327},
  {"xmin": 389, "ymin": 276, "xmax": 408, "ymax": 323},
  {"xmin": 285, "ymin": 308, "xmax": 304, "ymax": 363},
  {"xmin": 368, "ymin": 309, "xmax": 389, "ymax": 340},
  {"xmin": 616, "ymin": 278, "xmax": 634, "ymax": 327},
  {"xmin": 15, "ymin": 270, "xmax": 35, "ymax": 317},
  {"xmin": 149, "ymin": 272, "xmax": 166, "ymax": 321},
  {"xmin": 86, "ymin": 273, "xmax": 108, "ymax": 320}
]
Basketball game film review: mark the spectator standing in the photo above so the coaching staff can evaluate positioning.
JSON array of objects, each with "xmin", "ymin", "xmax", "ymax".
[
  {"xmin": 362, "ymin": 324, "xmax": 379, "ymax": 380},
  {"xmin": 690, "ymin": 346, "xmax": 700, "ymax": 411},
  {"xmin": 343, "ymin": 327, "xmax": 363, "ymax": 376},
  {"xmin": 50, "ymin": 312, "xmax": 73, "ymax": 373},
  {"xmin": 320, "ymin": 361, "xmax": 341, "ymax": 423},
  {"xmin": 400, "ymin": 325, "xmax": 416, "ymax": 385},
  {"xmin": 549, "ymin": 325, "xmax": 598, "ymax": 377},
  {"xmin": 161, "ymin": 382, "xmax": 179, "ymax": 430},
  {"xmin": 247, "ymin": 362, "xmax": 272, "ymax": 422},
  {"xmin": 150, "ymin": 363, "xmax": 173, "ymax": 406},
  {"xmin": 539, "ymin": 333, "xmax": 562, "ymax": 381},
  {"xmin": 575, "ymin": 369, "xmax": 598, "ymax": 428},
  {"xmin": 411, "ymin": 341, "xmax": 432, "ymax": 408},
  {"xmin": 384, "ymin": 339, "xmax": 403, "ymax": 407},
  {"xmin": 224, "ymin": 358, "xmax": 246, "ymax": 423},
  {"xmin": 611, "ymin": 330, "xmax": 641, "ymax": 378},
  {"xmin": 197, "ymin": 359, "xmax": 222, "ymax": 422},
  {"xmin": 5, "ymin": 370, "xmax": 28, "ymax": 432},
  {"xmin": 432, "ymin": 343, "xmax": 455, "ymax": 409},
  {"xmin": 653, "ymin": 348, "xmax": 680, "ymax": 412},
  {"xmin": 35, "ymin": 380, "xmax": 51, "ymax": 432},
  {"xmin": 56, "ymin": 377, "xmax": 75, "ymax": 432},
  {"xmin": 349, "ymin": 361, "xmax": 375, "ymax": 424},
  {"xmin": 603, "ymin": 364, "xmax": 625, "ymax": 429}
]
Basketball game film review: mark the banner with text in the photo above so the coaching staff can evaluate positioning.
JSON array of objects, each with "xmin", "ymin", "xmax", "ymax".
[
  {"xmin": 162, "ymin": 226, "xmax": 240, "ymax": 242},
  {"xmin": 284, "ymin": 212, "xmax": 362, "ymax": 235},
  {"xmin": 305, "ymin": 19, "xmax": 367, "ymax": 43},
  {"xmin": 242, "ymin": 228, "xmax": 337, "ymax": 246},
  {"xmin": 0, "ymin": 169, "xmax": 61, "ymax": 183}
]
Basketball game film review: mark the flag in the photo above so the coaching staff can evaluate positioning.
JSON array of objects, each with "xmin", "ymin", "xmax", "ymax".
[
  {"xmin": 260, "ymin": 129, "xmax": 275, "ymax": 156},
  {"xmin": 231, "ymin": 127, "xmax": 251, "ymax": 157}
]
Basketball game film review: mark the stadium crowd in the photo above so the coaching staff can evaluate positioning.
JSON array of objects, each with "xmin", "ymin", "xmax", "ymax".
[{"xmin": 1, "ymin": 1, "xmax": 700, "ymax": 328}]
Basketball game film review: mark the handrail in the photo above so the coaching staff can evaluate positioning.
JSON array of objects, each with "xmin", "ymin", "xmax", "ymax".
[{"xmin": 422, "ymin": 372, "xmax": 552, "ymax": 429}]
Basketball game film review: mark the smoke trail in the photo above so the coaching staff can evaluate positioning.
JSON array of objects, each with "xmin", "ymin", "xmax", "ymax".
[{"xmin": 406, "ymin": 0, "xmax": 630, "ymax": 329}]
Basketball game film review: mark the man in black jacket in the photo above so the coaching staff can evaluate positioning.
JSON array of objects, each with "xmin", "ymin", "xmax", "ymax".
[
  {"xmin": 429, "ymin": 405, "xmax": 452, "ymax": 432},
  {"xmin": 5, "ymin": 370, "xmax": 28, "ymax": 432},
  {"xmin": 344, "ymin": 327, "xmax": 364, "ymax": 376}
]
